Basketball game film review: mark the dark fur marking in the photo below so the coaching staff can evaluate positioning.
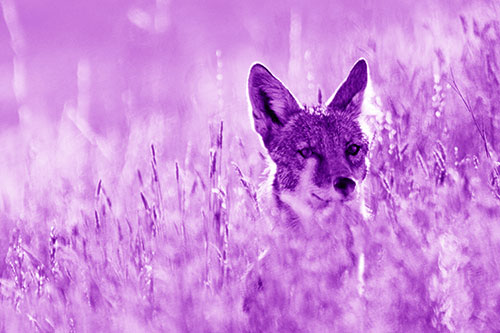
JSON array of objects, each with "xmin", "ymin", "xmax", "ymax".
[{"xmin": 259, "ymin": 88, "xmax": 283, "ymax": 126}]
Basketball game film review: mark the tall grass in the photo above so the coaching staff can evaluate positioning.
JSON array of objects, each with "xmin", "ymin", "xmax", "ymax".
[{"xmin": 1, "ymin": 8, "xmax": 500, "ymax": 333}]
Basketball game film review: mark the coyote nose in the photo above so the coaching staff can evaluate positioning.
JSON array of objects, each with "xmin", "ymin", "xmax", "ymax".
[{"xmin": 334, "ymin": 177, "xmax": 356, "ymax": 197}]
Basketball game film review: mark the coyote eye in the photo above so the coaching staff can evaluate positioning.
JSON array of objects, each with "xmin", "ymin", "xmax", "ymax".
[
  {"xmin": 346, "ymin": 144, "xmax": 360, "ymax": 156},
  {"xmin": 298, "ymin": 147, "xmax": 313, "ymax": 158}
]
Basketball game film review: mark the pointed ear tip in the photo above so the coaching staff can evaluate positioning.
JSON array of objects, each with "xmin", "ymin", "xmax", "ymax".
[
  {"xmin": 249, "ymin": 62, "xmax": 269, "ymax": 76},
  {"xmin": 353, "ymin": 59, "xmax": 369, "ymax": 88},
  {"xmin": 355, "ymin": 58, "xmax": 368, "ymax": 72}
]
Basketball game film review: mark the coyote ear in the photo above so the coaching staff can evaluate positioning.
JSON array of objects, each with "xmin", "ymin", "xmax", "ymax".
[
  {"xmin": 327, "ymin": 59, "xmax": 368, "ymax": 115},
  {"xmin": 248, "ymin": 63, "xmax": 300, "ymax": 149}
]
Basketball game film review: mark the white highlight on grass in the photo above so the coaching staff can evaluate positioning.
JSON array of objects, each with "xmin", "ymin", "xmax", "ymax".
[
  {"xmin": 12, "ymin": 58, "xmax": 26, "ymax": 102},
  {"xmin": 256, "ymin": 156, "xmax": 277, "ymax": 222},
  {"xmin": 216, "ymin": 50, "xmax": 224, "ymax": 111},
  {"xmin": 128, "ymin": 2, "xmax": 171, "ymax": 33},
  {"xmin": 359, "ymin": 193, "xmax": 372, "ymax": 220},
  {"xmin": 1, "ymin": 0, "xmax": 26, "ymax": 102},
  {"xmin": 62, "ymin": 103, "xmax": 96, "ymax": 149},
  {"xmin": 1, "ymin": 0, "xmax": 25, "ymax": 53},
  {"xmin": 128, "ymin": 8, "xmax": 152, "ymax": 31},
  {"xmin": 258, "ymin": 247, "xmax": 269, "ymax": 261},
  {"xmin": 288, "ymin": 8, "xmax": 302, "ymax": 82},
  {"xmin": 359, "ymin": 77, "xmax": 382, "ymax": 144},
  {"xmin": 357, "ymin": 252, "xmax": 365, "ymax": 296}
]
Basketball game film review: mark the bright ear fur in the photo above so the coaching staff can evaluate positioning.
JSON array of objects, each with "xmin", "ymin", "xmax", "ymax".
[
  {"xmin": 248, "ymin": 63, "xmax": 300, "ymax": 149},
  {"xmin": 326, "ymin": 59, "xmax": 368, "ymax": 116}
]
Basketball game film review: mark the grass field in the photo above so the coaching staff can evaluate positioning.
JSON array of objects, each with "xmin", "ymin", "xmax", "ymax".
[{"xmin": 1, "ymin": 1, "xmax": 500, "ymax": 332}]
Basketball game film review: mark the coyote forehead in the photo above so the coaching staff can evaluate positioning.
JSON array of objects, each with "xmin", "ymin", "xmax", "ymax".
[{"xmin": 248, "ymin": 59, "xmax": 369, "ymax": 222}]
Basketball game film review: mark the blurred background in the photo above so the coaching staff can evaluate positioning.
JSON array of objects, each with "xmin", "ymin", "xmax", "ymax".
[{"xmin": 0, "ymin": 0, "xmax": 493, "ymax": 135}]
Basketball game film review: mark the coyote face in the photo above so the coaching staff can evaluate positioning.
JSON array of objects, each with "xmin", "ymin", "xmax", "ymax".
[{"xmin": 248, "ymin": 59, "xmax": 369, "ymax": 222}]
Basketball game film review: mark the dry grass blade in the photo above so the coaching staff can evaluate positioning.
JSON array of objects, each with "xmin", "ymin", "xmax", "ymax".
[
  {"xmin": 231, "ymin": 161, "xmax": 260, "ymax": 213},
  {"xmin": 448, "ymin": 68, "xmax": 491, "ymax": 158}
]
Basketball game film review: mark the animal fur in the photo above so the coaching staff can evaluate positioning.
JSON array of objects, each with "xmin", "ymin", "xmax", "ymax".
[{"xmin": 242, "ymin": 59, "xmax": 372, "ymax": 332}]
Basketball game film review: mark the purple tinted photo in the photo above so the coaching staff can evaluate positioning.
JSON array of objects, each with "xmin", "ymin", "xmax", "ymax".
[{"xmin": 0, "ymin": 0, "xmax": 499, "ymax": 331}]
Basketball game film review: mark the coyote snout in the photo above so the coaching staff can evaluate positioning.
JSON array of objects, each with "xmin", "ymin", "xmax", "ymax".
[
  {"xmin": 248, "ymin": 59, "xmax": 369, "ymax": 223},
  {"xmin": 334, "ymin": 177, "xmax": 356, "ymax": 198}
]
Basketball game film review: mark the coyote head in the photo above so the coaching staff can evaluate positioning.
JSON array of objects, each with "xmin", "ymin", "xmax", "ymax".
[{"xmin": 248, "ymin": 59, "xmax": 369, "ymax": 221}]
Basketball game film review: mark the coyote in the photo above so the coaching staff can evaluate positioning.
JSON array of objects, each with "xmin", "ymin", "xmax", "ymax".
[
  {"xmin": 243, "ymin": 60, "xmax": 371, "ymax": 331},
  {"xmin": 248, "ymin": 59, "xmax": 369, "ymax": 227}
]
